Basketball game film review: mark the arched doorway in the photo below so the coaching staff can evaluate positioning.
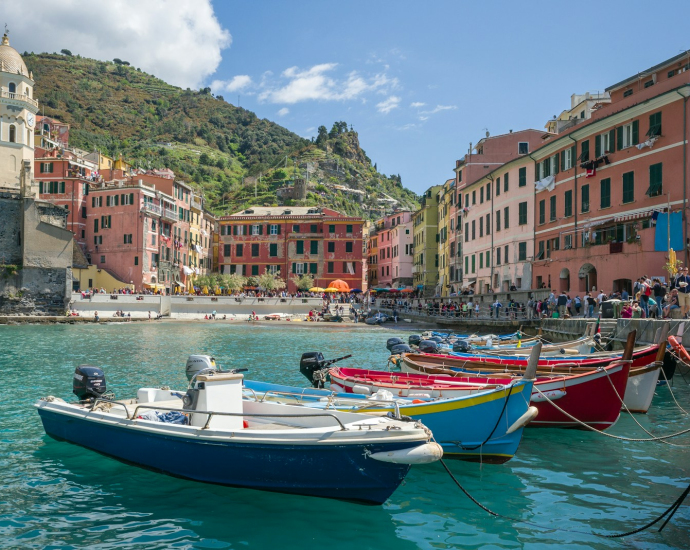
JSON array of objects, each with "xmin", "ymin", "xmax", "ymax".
[
  {"xmin": 578, "ymin": 263, "xmax": 597, "ymax": 293},
  {"xmin": 559, "ymin": 268, "xmax": 570, "ymax": 292}
]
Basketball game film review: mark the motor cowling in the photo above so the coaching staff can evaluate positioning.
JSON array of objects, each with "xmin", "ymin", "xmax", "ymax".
[
  {"xmin": 185, "ymin": 355, "xmax": 217, "ymax": 381},
  {"xmin": 386, "ymin": 337, "xmax": 405, "ymax": 351},
  {"xmin": 408, "ymin": 335, "xmax": 421, "ymax": 346},
  {"xmin": 452, "ymin": 340, "xmax": 471, "ymax": 353},
  {"xmin": 390, "ymin": 343, "xmax": 412, "ymax": 355},
  {"xmin": 73, "ymin": 365, "xmax": 107, "ymax": 401},
  {"xmin": 300, "ymin": 352, "xmax": 326, "ymax": 387},
  {"xmin": 418, "ymin": 340, "xmax": 438, "ymax": 353}
]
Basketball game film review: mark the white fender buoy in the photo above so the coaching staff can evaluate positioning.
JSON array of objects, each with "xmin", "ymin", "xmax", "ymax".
[
  {"xmin": 352, "ymin": 384, "xmax": 372, "ymax": 395},
  {"xmin": 506, "ymin": 406, "xmax": 539, "ymax": 434},
  {"xmin": 531, "ymin": 390, "xmax": 567, "ymax": 402},
  {"xmin": 369, "ymin": 442, "xmax": 443, "ymax": 464}
]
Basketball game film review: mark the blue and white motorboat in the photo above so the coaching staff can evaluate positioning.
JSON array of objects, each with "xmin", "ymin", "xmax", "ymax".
[{"xmin": 35, "ymin": 364, "xmax": 442, "ymax": 504}]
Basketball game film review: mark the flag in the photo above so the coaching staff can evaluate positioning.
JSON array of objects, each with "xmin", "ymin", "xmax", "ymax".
[{"xmin": 595, "ymin": 314, "xmax": 601, "ymax": 334}]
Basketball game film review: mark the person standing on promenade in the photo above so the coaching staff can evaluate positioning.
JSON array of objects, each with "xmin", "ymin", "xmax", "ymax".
[{"xmin": 675, "ymin": 267, "xmax": 690, "ymax": 317}]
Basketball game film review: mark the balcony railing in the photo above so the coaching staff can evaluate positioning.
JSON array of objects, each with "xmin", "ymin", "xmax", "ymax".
[
  {"xmin": 142, "ymin": 202, "xmax": 161, "ymax": 216},
  {"xmin": 162, "ymin": 208, "xmax": 178, "ymax": 222},
  {"xmin": 1, "ymin": 90, "xmax": 39, "ymax": 108},
  {"xmin": 190, "ymin": 198, "xmax": 202, "ymax": 210}
]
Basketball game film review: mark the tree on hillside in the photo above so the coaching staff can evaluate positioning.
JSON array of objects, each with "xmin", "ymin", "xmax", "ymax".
[
  {"xmin": 315, "ymin": 125, "xmax": 328, "ymax": 147},
  {"xmin": 329, "ymin": 121, "xmax": 348, "ymax": 138},
  {"xmin": 61, "ymin": 49, "xmax": 72, "ymax": 56}
]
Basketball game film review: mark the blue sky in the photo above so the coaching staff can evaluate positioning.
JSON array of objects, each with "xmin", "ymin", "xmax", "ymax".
[
  {"xmin": 208, "ymin": 0, "xmax": 690, "ymax": 194},
  {"xmin": 11, "ymin": 0, "xmax": 690, "ymax": 195}
]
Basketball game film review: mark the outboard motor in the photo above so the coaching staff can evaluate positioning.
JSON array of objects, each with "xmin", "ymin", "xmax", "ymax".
[
  {"xmin": 386, "ymin": 337, "xmax": 405, "ymax": 351},
  {"xmin": 418, "ymin": 340, "xmax": 438, "ymax": 354},
  {"xmin": 452, "ymin": 340, "xmax": 471, "ymax": 353},
  {"xmin": 73, "ymin": 365, "xmax": 107, "ymax": 401},
  {"xmin": 300, "ymin": 352, "xmax": 353, "ymax": 388},
  {"xmin": 390, "ymin": 343, "xmax": 412, "ymax": 355},
  {"xmin": 186, "ymin": 355, "xmax": 218, "ymax": 381},
  {"xmin": 429, "ymin": 336, "xmax": 444, "ymax": 344},
  {"xmin": 408, "ymin": 334, "xmax": 422, "ymax": 346}
]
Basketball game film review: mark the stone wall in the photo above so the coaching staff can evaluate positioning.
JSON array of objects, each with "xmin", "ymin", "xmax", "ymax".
[
  {"xmin": 0, "ymin": 267, "xmax": 71, "ymax": 315},
  {"xmin": 0, "ymin": 193, "xmax": 22, "ymax": 264}
]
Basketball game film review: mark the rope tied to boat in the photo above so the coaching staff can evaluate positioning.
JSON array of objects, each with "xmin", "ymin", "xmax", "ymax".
[
  {"xmin": 657, "ymin": 357, "xmax": 689, "ymax": 415},
  {"xmin": 438, "ymin": 454, "xmax": 690, "ymax": 538},
  {"xmin": 532, "ymin": 385, "xmax": 690, "ymax": 442},
  {"xmin": 453, "ymin": 383, "xmax": 515, "ymax": 451}
]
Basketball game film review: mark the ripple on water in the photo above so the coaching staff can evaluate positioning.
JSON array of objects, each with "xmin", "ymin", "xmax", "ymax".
[{"xmin": 0, "ymin": 322, "xmax": 688, "ymax": 549}]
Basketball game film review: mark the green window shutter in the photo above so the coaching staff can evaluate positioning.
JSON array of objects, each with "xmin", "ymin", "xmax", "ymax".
[
  {"xmin": 632, "ymin": 120, "xmax": 639, "ymax": 145},
  {"xmin": 292, "ymin": 263, "xmax": 296, "ymax": 274},
  {"xmin": 310, "ymin": 263, "xmax": 318, "ymax": 274},
  {"xmin": 129, "ymin": 193, "xmax": 134, "ymax": 204},
  {"xmin": 617, "ymin": 126, "xmax": 623, "ymax": 150},
  {"xmin": 581, "ymin": 184, "xmax": 590, "ymax": 212},
  {"xmin": 623, "ymin": 172, "xmax": 635, "ymax": 203},
  {"xmin": 564, "ymin": 190, "xmax": 572, "ymax": 217},
  {"xmin": 504, "ymin": 173, "xmax": 509, "ymax": 192},
  {"xmin": 550, "ymin": 196, "xmax": 556, "ymax": 221},
  {"xmin": 560, "ymin": 151, "xmax": 565, "ymax": 172},
  {"xmin": 601, "ymin": 178, "xmax": 611, "ymax": 208},
  {"xmin": 595, "ymin": 135, "xmax": 601, "ymax": 158},
  {"xmin": 259, "ymin": 225, "xmax": 263, "ymax": 235},
  {"xmin": 539, "ymin": 200, "xmax": 545, "ymax": 224},
  {"xmin": 60, "ymin": 181, "xmax": 65, "ymax": 193},
  {"xmin": 310, "ymin": 240, "xmax": 318, "ymax": 254},
  {"xmin": 553, "ymin": 154, "xmax": 559, "ymax": 175},
  {"xmin": 571, "ymin": 145, "xmax": 576, "ymax": 166},
  {"xmin": 647, "ymin": 163, "xmax": 663, "ymax": 196},
  {"xmin": 296, "ymin": 240, "xmax": 304, "ymax": 254},
  {"xmin": 581, "ymin": 140, "xmax": 589, "ymax": 162},
  {"xmin": 518, "ymin": 167, "xmax": 526, "ymax": 187},
  {"xmin": 608, "ymin": 129, "xmax": 616, "ymax": 153},
  {"xmin": 39, "ymin": 181, "xmax": 44, "ymax": 194}
]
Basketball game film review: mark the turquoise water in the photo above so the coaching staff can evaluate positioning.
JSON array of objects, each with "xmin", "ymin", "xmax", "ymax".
[{"xmin": 0, "ymin": 322, "xmax": 688, "ymax": 549}]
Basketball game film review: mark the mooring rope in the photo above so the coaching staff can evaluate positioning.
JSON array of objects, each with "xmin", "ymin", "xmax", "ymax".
[
  {"xmin": 438, "ymin": 456, "xmax": 690, "ymax": 538},
  {"xmin": 532, "ymin": 385, "xmax": 690, "ymax": 442},
  {"xmin": 657, "ymin": 357, "xmax": 689, "ymax": 415}
]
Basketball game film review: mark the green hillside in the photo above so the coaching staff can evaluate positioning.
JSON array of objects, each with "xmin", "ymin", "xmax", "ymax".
[{"xmin": 24, "ymin": 52, "xmax": 418, "ymax": 217}]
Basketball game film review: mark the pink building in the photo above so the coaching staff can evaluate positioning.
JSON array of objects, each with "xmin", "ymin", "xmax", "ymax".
[{"xmin": 374, "ymin": 210, "xmax": 413, "ymax": 288}]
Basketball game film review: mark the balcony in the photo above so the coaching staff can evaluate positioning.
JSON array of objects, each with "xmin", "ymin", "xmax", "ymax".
[
  {"xmin": 1, "ymin": 90, "xmax": 38, "ymax": 108},
  {"xmin": 190, "ymin": 198, "xmax": 202, "ymax": 210},
  {"xmin": 141, "ymin": 202, "xmax": 161, "ymax": 217},
  {"xmin": 162, "ymin": 208, "xmax": 178, "ymax": 223}
]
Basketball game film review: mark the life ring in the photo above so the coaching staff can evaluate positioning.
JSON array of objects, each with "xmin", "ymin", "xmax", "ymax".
[{"xmin": 667, "ymin": 335, "xmax": 690, "ymax": 363}]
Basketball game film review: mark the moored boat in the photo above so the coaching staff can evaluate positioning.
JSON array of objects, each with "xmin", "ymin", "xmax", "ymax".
[{"xmin": 35, "ymin": 365, "xmax": 442, "ymax": 504}]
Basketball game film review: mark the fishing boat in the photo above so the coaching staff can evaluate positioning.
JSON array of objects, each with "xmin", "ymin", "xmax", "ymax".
[
  {"xmin": 35, "ymin": 363, "xmax": 442, "ymax": 504},
  {"xmin": 246, "ymin": 372, "xmax": 538, "ymax": 464},
  {"xmin": 332, "ymin": 358, "xmax": 630, "ymax": 430}
]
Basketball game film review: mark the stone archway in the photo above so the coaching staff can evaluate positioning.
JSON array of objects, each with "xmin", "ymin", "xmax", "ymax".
[
  {"xmin": 578, "ymin": 263, "xmax": 597, "ymax": 293},
  {"xmin": 559, "ymin": 268, "xmax": 570, "ymax": 292}
]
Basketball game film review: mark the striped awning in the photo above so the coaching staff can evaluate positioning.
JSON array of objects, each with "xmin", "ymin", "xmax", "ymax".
[{"xmin": 615, "ymin": 210, "xmax": 655, "ymax": 222}]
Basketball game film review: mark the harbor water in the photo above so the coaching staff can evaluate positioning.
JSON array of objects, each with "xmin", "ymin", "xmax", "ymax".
[{"xmin": 1, "ymin": 322, "xmax": 688, "ymax": 549}]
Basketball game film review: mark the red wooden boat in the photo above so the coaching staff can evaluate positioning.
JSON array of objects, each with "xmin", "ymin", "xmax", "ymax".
[{"xmin": 329, "ymin": 362, "xmax": 631, "ymax": 430}]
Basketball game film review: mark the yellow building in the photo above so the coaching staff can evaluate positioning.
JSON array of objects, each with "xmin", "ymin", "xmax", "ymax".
[
  {"xmin": 437, "ymin": 179, "xmax": 454, "ymax": 297},
  {"xmin": 412, "ymin": 185, "xmax": 441, "ymax": 296},
  {"xmin": 85, "ymin": 151, "xmax": 114, "ymax": 171}
]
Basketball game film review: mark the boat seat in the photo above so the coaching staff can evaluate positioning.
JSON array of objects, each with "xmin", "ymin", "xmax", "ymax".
[{"xmin": 134, "ymin": 399, "xmax": 184, "ymax": 413}]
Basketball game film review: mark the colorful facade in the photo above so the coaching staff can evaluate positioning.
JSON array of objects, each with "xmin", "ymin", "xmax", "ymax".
[
  {"xmin": 436, "ymin": 179, "xmax": 454, "ymax": 296},
  {"xmin": 412, "ymin": 185, "xmax": 441, "ymax": 295},
  {"xmin": 217, "ymin": 207, "xmax": 365, "ymax": 292},
  {"xmin": 531, "ymin": 53, "xmax": 690, "ymax": 294},
  {"xmin": 372, "ymin": 211, "xmax": 413, "ymax": 288}
]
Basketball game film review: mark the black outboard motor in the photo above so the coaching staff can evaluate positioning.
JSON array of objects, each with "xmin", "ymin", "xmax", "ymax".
[
  {"xmin": 390, "ymin": 343, "xmax": 412, "ymax": 355},
  {"xmin": 386, "ymin": 337, "xmax": 405, "ymax": 351},
  {"xmin": 452, "ymin": 340, "xmax": 471, "ymax": 353},
  {"xmin": 429, "ymin": 336, "xmax": 444, "ymax": 344},
  {"xmin": 418, "ymin": 340, "xmax": 438, "ymax": 354},
  {"xmin": 73, "ymin": 365, "xmax": 107, "ymax": 401},
  {"xmin": 408, "ymin": 334, "xmax": 422, "ymax": 346},
  {"xmin": 299, "ymin": 352, "xmax": 353, "ymax": 388}
]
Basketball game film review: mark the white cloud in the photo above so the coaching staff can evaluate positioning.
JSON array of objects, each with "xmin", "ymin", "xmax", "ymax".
[
  {"xmin": 420, "ymin": 104, "xmax": 457, "ymax": 115},
  {"xmin": 410, "ymin": 102, "xmax": 426, "ymax": 108},
  {"xmin": 277, "ymin": 107, "xmax": 289, "ymax": 117},
  {"xmin": 211, "ymin": 75, "xmax": 253, "ymax": 93},
  {"xmin": 6, "ymin": 0, "xmax": 231, "ymax": 89},
  {"xmin": 259, "ymin": 63, "xmax": 396, "ymax": 104},
  {"xmin": 377, "ymin": 96, "xmax": 401, "ymax": 114}
]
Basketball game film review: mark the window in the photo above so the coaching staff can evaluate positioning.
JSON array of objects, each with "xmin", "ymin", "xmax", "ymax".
[
  {"xmin": 618, "ymin": 121, "xmax": 639, "ymax": 149},
  {"xmin": 269, "ymin": 224, "xmax": 279, "ymax": 235},
  {"xmin": 310, "ymin": 263, "xmax": 318, "ymax": 275},
  {"xmin": 101, "ymin": 255, "xmax": 106, "ymax": 263},
  {"xmin": 346, "ymin": 242, "xmax": 353, "ymax": 253},
  {"xmin": 564, "ymin": 190, "xmax": 572, "ymax": 217},
  {"xmin": 579, "ymin": 140, "xmax": 590, "ymax": 163},
  {"xmin": 485, "ymin": 250, "xmax": 490, "ymax": 268},
  {"xmin": 518, "ymin": 142, "xmax": 529, "ymax": 155},
  {"xmin": 549, "ymin": 196, "xmax": 556, "ymax": 222},
  {"xmin": 479, "ymin": 252, "xmax": 483, "ymax": 269},
  {"xmin": 251, "ymin": 224, "xmax": 261, "ymax": 235},
  {"xmin": 503, "ymin": 173, "xmax": 509, "ymax": 192},
  {"xmin": 310, "ymin": 224, "xmax": 317, "ymax": 233},
  {"xmin": 504, "ymin": 245, "xmax": 509, "ymax": 264},
  {"xmin": 464, "ymin": 222, "xmax": 469, "ymax": 242},
  {"xmin": 327, "ymin": 262, "xmax": 334, "ymax": 273},
  {"xmin": 537, "ymin": 241, "xmax": 545, "ymax": 259},
  {"xmin": 124, "ymin": 234, "xmax": 132, "ymax": 244},
  {"xmin": 40, "ymin": 162, "xmax": 54, "ymax": 174},
  {"xmin": 564, "ymin": 234, "xmax": 573, "ymax": 249},
  {"xmin": 519, "ymin": 202, "xmax": 527, "ymax": 225},
  {"xmin": 644, "ymin": 80, "xmax": 654, "ymax": 89},
  {"xmin": 496, "ymin": 177, "xmax": 501, "ymax": 196},
  {"xmin": 471, "ymin": 255, "xmax": 475, "ymax": 273},
  {"xmin": 496, "ymin": 210, "xmax": 501, "ymax": 232},
  {"xmin": 252, "ymin": 265, "xmax": 259, "ymax": 276},
  {"xmin": 504, "ymin": 207, "xmax": 509, "ymax": 229},
  {"xmin": 251, "ymin": 243, "xmax": 259, "ymax": 257},
  {"xmin": 647, "ymin": 163, "xmax": 663, "ymax": 197},
  {"xmin": 329, "ymin": 224, "xmax": 336, "ymax": 233},
  {"xmin": 648, "ymin": 112, "xmax": 662, "ymax": 138},
  {"xmin": 293, "ymin": 224, "xmax": 300, "ymax": 233},
  {"xmin": 310, "ymin": 241, "xmax": 318, "ymax": 254},
  {"xmin": 539, "ymin": 200, "xmax": 545, "ymax": 224},
  {"xmin": 94, "ymin": 235, "xmax": 102, "ymax": 245},
  {"xmin": 151, "ymin": 235, "xmax": 156, "ymax": 246},
  {"xmin": 595, "ymin": 130, "xmax": 616, "ymax": 157},
  {"xmin": 486, "ymin": 182, "xmax": 491, "ymax": 198},
  {"xmin": 623, "ymin": 172, "xmax": 635, "ymax": 203},
  {"xmin": 518, "ymin": 242, "xmax": 526, "ymax": 261},
  {"xmin": 236, "ymin": 244, "xmax": 244, "ymax": 257},
  {"xmin": 600, "ymin": 178, "xmax": 611, "ymax": 208},
  {"xmin": 8, "ymin": 124, "xmax": 16, "ymax": 143},
  {"xmin": 518, "ymin": 167, "xmax": 526, "ymax": 187},
  {"xmin": 294, "ymin": 262, "xmax": 305, "ymax": 275},
  {"xmin": 480, "ymin": 186, "xmax": 484, "ymax": 204},
  {"xmin": 486, "ymin": 213, "xmax": 491, "ymax": 235},
  {"xmin": 100, "ymin": 215, "xmax": 112, "ymax": 229},
  {"xmin": 581, "ymin": 184, "xmax": 590, "ymax": 213},
  {"xmin": 346, "ymin": 224, "xmax": 353, "ymax": 234},
  {"xmin": 472, "ymin": 190, "xmax": 476, "ymax": 205},
  {"xmin": 327, "ymin": 241, "xmax": 335, "ymax": 253},
  {"xmin": 269, "ymin": 243, "xmax": 278, "ymax": 257},
  {"xmin": 496, "ymin": 247, "xmax": 501, "ymax": 265},
  {"xmin": 223, "ymin": 244, "xmax": 231, "ymax": 256},
  {"xmin": 624, "ymin": 89, "xmax": 633, "ymax": 98},
  {"xmin": 134, "ymin": 256, "xmax": 138, "ymax": 266},
  {"xmin": 479, "ymin": 219, "xmax": 483, "ymax": 237},
  {"xmin": 471, "ymin": 220, "xmax": 476, "ymax": 240},
  {"xmin": 465, "ymin": 256, "xmax": 469, "ymax": 274},
  {"xmin": 561, "ymin": 145, "xmax": 576, "ymax": 171},
  {"xmin": 296, "ymin": 240, "xmax": 304, "ymax": 254}
]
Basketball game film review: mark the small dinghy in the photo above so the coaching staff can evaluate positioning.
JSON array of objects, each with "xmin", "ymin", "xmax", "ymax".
[{"xmin": 35, "ymin": 358, "xmax": 442, "ymax": 504}]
